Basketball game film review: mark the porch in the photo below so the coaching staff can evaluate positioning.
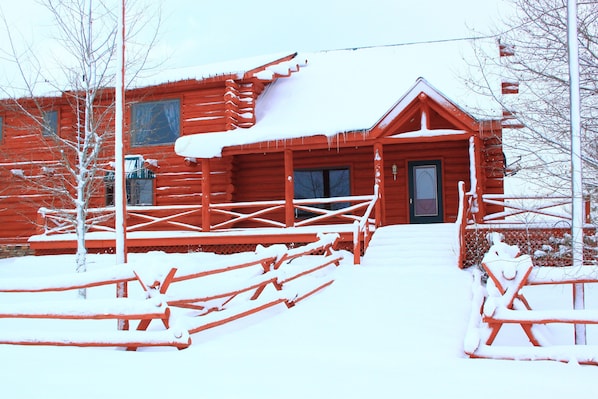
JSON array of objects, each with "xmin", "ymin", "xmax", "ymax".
[{"xmin": 29, "ymin": 181, "xmax": 596, "ymax": 268}]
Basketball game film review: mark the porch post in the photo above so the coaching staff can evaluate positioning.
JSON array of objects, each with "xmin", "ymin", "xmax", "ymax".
[
  {"xmin": 373, "ymin": 142, "xmax": 385, "ymax": 226},
  {"xmin": 284, "ymin": 149, "xmax": 295, "ymax": 227},
  {"xmin": 201, "ymin": 158, "xmax": 211, "ymax": 231},
  {"xmin": 469, "ymin": 136, "xmax": 485, "ymax": 222}
]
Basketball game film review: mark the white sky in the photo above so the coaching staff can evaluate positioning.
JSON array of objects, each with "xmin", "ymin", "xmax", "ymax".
[{"xmin": 0, "ymin": 0, "xmax": 511, "ymax": 85}]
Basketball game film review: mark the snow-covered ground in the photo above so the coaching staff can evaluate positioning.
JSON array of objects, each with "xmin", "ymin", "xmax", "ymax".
[{"xmin": 0, "ymin": 225, "xmax": 597, "ymax": 399}]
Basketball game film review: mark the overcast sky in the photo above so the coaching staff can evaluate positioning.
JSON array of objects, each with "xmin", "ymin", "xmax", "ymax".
[
  {"xmin": 0, "ymin": 0, "xmax": 511, "ymax": 89},
  {"xmin": 158, "ymin": 0, "xmax": 510, "ymax": 67}
]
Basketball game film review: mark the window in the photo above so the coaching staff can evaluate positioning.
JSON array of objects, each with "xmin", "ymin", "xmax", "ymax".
[
  {"xmin": 131, "ymin": 99, "xmax": 180, "ymax": 146},
  {"xmin": 105, "ymin": 156, "xmax": 155, "ymax": 206},
  {"xmin": 0, "ymin": 116, "xmax": 3, "ymax": 142},
  {"xmin": 42, "ymin": 111, "xmax": 58, "ymax": 137},
  {"xmin": 294, "ymin": 168, "xmax": 350, "ymax": 216}
]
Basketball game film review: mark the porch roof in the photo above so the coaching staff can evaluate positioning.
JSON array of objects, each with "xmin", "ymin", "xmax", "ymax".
[{"xmin": 175, "ymin": 41, "xmax": 501, "ymax": 159}]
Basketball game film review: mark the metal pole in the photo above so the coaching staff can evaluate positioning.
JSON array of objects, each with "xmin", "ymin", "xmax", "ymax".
[
  {"xmin": 115, "ymin": 0, "xmax": 128, "ymax": 330},
  {"xmin": 567, "ymin": 0, "xmax": 585, "ymax": 344}
]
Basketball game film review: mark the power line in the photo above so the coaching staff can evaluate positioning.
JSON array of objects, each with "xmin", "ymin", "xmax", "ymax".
[{"xmin": 327, "ymin": 34, "xmax": 500, "ymax": 53}]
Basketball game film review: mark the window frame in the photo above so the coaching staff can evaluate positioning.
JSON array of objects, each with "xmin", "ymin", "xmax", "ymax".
[
  {"xmin": 105, "ymin": 156, "xmax": 155, "ymax": 206},
  {"xmin": 42, "ymin": 110, "xmax": 58, "ymax": 137},
  {"xmin": 130, "ymin": 98, "xmax": 181, "ymax": 147}
]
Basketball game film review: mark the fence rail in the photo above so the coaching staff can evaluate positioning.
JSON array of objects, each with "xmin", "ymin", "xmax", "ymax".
[
  {"xmin": 480, "ymin": 194, "xmax": 591, "ymax": 225},
  {"xmin": 0, "ymin": 234, "xmax": 342, "ymax": 349}
]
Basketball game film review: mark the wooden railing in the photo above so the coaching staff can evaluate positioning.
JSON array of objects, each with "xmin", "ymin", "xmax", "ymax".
[
  {"xmin": 35, "ymin": 191, "xmax": 379, "ymax": 260},
  {"xmin": 38, "ymin": 192, "xmax": 378, "ymax": 235},
  {"xmin": 480, "ymin": 194, "xmax": 591, "ymax": 225},
  {"xmin": 461, "ymin": 192, "xmax": 595, "ymax": 268},
  {"xmin": 352, "ymin": 184, "xmax": 379, "ymax": 264}
]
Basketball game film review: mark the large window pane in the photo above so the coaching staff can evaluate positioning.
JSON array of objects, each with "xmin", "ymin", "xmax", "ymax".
[
  {"xmin": 295, "ymin": 170, "xmax": 324, "ymax": 199},
  {"xmin": 328, "ymin": 169, "xmax": 350, "ymax": 209},
  {"xmin": 131, "ymin": 99, "xmax": 180, "ymax": 146},
  {"xmin": 129, "ymin": 179, "xmax": 154, "ymax": 205},
  {"xmin": 42, "ymin": 111, "xmax": 58, "ymax": 137},
  {"xmin": 294, "ymin": 168, "xmax": 350, "ymax": 216},
  {"xmin": 414, "ymin": 165, "xmax": 438, "ymax": 217}
]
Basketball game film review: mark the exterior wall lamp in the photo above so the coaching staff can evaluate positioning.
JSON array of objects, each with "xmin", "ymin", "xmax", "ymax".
[{"xmin": 391, "ymin": 163, "xmax": 398, "ymax": 180}]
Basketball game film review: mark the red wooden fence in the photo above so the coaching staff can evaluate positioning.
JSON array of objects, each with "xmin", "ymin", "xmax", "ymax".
[{"xmin": 0, "ymin": 234, "xmax": 343, "ymax": 349}]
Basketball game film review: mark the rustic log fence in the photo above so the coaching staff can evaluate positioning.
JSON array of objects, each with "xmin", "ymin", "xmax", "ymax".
[
  {"xmin": 0, "ymin": 234, "xmax": 342, "ymax": 349},
  {"xmin": 464, "ymin": 236, "xmax": 598, "ymax": 365}
]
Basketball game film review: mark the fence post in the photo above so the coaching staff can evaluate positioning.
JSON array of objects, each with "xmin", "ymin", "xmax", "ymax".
[
  {"xmin": 201, "ymin": 158, "xmax": 211, "ymax": 232},
  {"xmin": 459, "ymin": 182, "xmax": 469, "ymax": 269},
  {"xmin": 36, "ymin": 208, "xmax": 47, "ymax": 235},
  {"xmin": 353, "ymin": 221, "xmax": 361, "ymax": 265},
  {"xmin": 284, "ymin": 149, "xmax": 295, "ymax": 227}
]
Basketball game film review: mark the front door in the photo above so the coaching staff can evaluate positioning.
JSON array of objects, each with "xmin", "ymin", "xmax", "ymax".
[{"xmin": 408, "ymin": 160, "xmax": 443, "ymax": 224}]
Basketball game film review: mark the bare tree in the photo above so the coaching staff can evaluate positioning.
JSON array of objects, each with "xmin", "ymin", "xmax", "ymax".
[
  {"xmin": 465, "ymin": 0, "xmax": 598, "ymax": 204},
  {"xmin": 0, "ymin": 0, "xmax": 161, "ymax": 297}
]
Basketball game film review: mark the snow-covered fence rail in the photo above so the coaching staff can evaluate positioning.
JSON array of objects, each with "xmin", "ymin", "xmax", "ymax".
[
  {"xmin": 167, "ymin": 233, "xmax": 343, "ymax": 335},
  {"xmin": 465, "ymin": 236, "xmax": 598, "ymax": 365},
  {"xmin": 0, "ymin": 234, "xmax": 343, "ymax": 350},
  {"xmin": 0, "ymin": 266, "xmax": 191, "ymax": 350}
]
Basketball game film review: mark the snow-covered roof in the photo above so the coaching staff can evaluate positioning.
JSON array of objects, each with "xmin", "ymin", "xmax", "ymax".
[
  {"xmin": 132, "ymin": 52, "xmax": 298, "ymax": 88},
  {"xmin": 175, "ymin": 41, "xmax": 500, "ymax": 159}
]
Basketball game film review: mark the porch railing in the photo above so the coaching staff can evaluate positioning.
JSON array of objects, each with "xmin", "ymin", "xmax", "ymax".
[
  {"xmin": 480, "ymin": 194, "xmax": 591, "ymax": 225},
  {"xmin": 35, "ymin": 189, "xmax": 379, "ymax": 260},
  {"xmin": 352, "ymin": 184, "xmax": 379, "ymax": 264},
  {"xmin": 460, "ymin": 192, "xmax": 595, "ymax": 268}
]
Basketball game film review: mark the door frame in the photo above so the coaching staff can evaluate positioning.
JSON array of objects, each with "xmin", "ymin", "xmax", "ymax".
[{"xmin": 407, "ymin": 160, "xmax": 443, "ymax": 224}]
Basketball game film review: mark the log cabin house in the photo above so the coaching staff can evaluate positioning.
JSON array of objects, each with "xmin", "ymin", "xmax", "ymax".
[{"xmin": 0, "ymin": 45, "xmax": 508, "ymax": 262}]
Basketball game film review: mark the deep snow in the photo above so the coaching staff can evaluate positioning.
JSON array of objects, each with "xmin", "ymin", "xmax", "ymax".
[{"xmin": 0, "ymin": 225, "xmax": 597, "ymax": 399}]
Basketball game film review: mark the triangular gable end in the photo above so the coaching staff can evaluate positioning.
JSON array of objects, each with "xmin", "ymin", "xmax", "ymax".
[{"xmin": 370, "ymin": 78, "xmax": 480, "ymax": 139}]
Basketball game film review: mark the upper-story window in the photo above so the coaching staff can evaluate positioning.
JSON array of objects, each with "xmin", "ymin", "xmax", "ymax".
[
  {"xmin": 131, "ymin": 99, "xmax": 180, "ymax": 146},
  {"xmin": 42, "ymin": 110, "xmax": 58, "ymax": 137}
]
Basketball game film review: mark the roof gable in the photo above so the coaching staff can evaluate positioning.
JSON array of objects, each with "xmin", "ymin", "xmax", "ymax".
[{"xmin": 371, "ymin": 78, "xmax": 479, "ymax": 139}]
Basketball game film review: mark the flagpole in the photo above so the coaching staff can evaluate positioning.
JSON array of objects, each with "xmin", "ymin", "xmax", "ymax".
[
  {"xmin": 567, "ymin": 0, "xmax": 585, "ymax": 345},
  {"xmin": 115, "ymin": 0, "xmax": 128, "ymax": 330}
]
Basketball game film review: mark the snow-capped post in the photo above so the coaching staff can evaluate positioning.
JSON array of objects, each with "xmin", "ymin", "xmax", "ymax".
[
  {"xmin": 284, "ymin": 149, "xmax": 295, "ymax": 227},
  {"xmin": 373, "ymin": 142, "xmax": 384, "ymax": 225},
  {"xmin": 201, "ymin": 158, "xmax": 211, "ymax": 231},
  {"xmin": 567, "ymin": 0, "xmax": 585, "ymax": 345},
  {"xmin": 115, "ymin": 0, "xmax": 128, "ymax": 330}
]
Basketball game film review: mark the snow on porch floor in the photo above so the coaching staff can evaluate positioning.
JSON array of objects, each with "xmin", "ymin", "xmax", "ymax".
[{"xmin": 362, "ymin": 223, "xmax": 459, "ymax": 267}]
